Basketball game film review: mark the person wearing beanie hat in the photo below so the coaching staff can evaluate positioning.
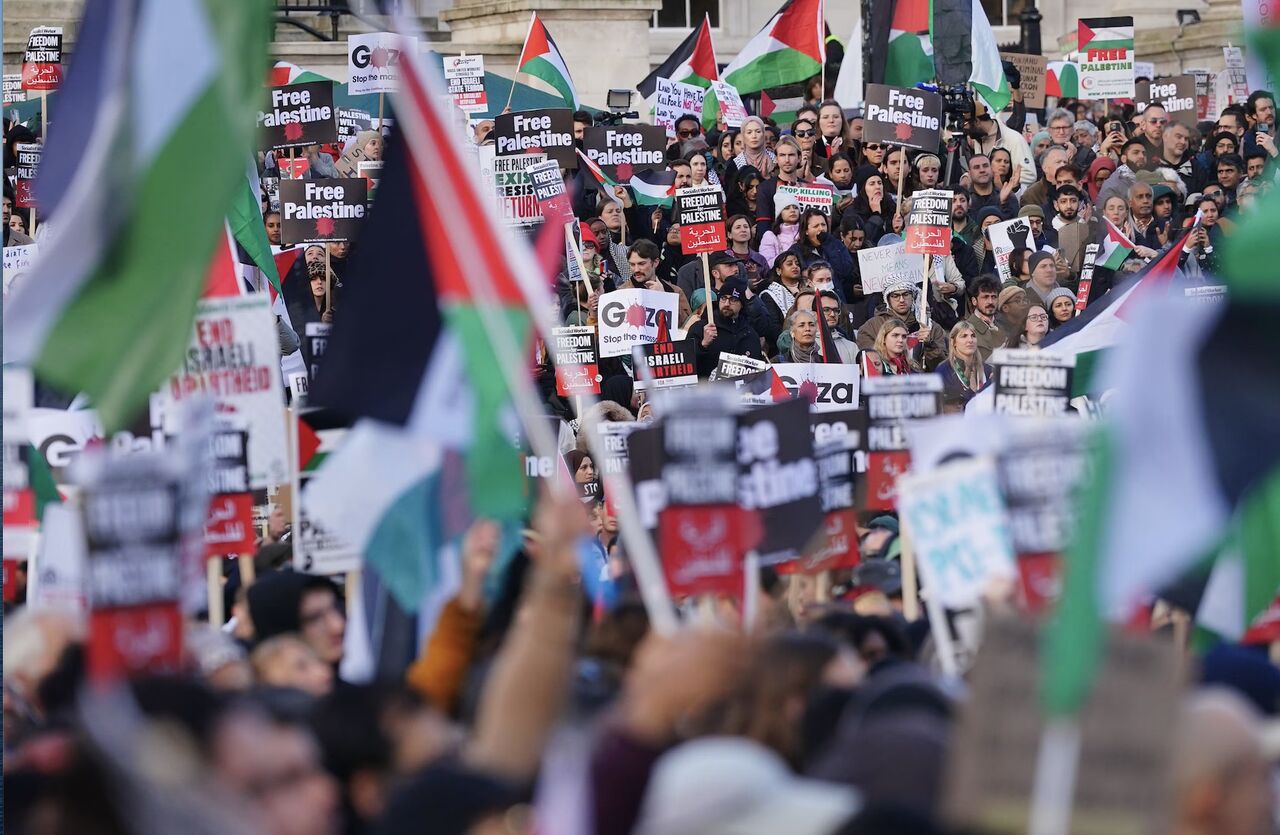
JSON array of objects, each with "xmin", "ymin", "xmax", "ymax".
[
  {"xmin": 995, "ymin": 284, "xmax": 1030, "ymax": 338},
  {"xmin": 1021, "ymin": 250, "xmax": 1060, "ymax": 308},
  {"xmin": 759, "ymin": 193, "xmax": 802, "ymax": 267},
  {"xmin": 1044, "ymin": 286, "xmax": 1076, "ymax": 328},
  {"xmin": 1017, "ymin": 204, "xmax": 1056, "ymax": 249},
  {"xmin": 687, "ymin": 274, "xmax": 766, "ymax": 377},
  {"xmin": 855, "ymin": 275, "xmax": 946, "ymax": 371}
]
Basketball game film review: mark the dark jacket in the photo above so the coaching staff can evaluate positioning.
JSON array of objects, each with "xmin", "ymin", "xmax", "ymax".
[
  {"xmin": 686, "ymin": 307, "xmax": 765, "ymax": 377},
  {"xmin": 784, "ymin": 233, "xmax": 854, "ymax": 301},
  {"xmin": 936, "ymin": 360, "xmax": 993, "ymax": 409},
  {"xmin": 855, "ymin": 304, "xmax": 948, "ymax": 371}
]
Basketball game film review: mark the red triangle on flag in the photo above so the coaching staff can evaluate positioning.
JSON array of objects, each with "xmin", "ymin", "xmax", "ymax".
[
  {"xmin": 519, "ymin": 13, "xmax": 552, "ymax": 68},
  {"xmin": 203, "ymin": 231, "xmax": 241, "ymax": 299},
  {"xmin": 297, "ymin": 417, "xmax": 321, "ymax": 471},
  {"xmin": 770, "ymin": 369, "xmax": 791, "ymax": 401},
  {"xmin": 1077, "ymin": 20, "xmax": 1097, "ymax": 51},
  {"xmin": 761, "ymin": 90, "xmax": 776, "ymax": 118}
]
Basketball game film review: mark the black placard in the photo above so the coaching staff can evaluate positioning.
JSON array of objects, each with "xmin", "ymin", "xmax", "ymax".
[
  {"xmin": 581, "ymin": 124, "xmax": 668, "ymax": 180},
  {"xmin": 207, "ymin": 429, "xmax": 250, "ymax": 495},
  {"xmin": 493, "ymin": 108, "xmax": 577, "ymax": 169},
  {"xmin": 82, "ymin": 472, "xmax": 181, "ymax": 609},
  {"xmin": 279, "ymin": 178, "xmax": 368, "ymax": 244},
  {"xmin": 634, "ymin": 338, "xmax": 699, "ymax": 390},
  {"xmin": 992, "ymin": 350, "xmax": 1074, "ymax": 416},
  {"xmin": 737, "ymin": 398, "xmax": 823, "ymax": 564},
  {"xmin": 260, "ymin": 81, "xmax": 338, "ymax": 151},
  {"xmin": 863, "ymin": 84, "xmax": 944, "ymax": 151}
]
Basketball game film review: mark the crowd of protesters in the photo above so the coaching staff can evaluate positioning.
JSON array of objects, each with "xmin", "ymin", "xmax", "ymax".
[{"xmin": 6, "ymin": 48, "xmax": 1280, "ymax": 835}]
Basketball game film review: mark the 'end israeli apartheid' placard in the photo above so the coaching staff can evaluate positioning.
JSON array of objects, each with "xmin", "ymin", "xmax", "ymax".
[
  {"xmin": 863, "ymin": 84, "xmax": 943, "ymax": 151},
  {"xmin": 279, "ymin": 179, "xmax": 367, "ymax": 244},
  {"xmin": 260, "ymin": 81, "xmax": 337, "ymax": 151},
  {"xmin": 494, "ymin": 109, "xmax": 576, "ymax": 169}
]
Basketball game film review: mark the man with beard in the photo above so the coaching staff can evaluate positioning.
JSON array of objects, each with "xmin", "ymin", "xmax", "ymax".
[
  {"xmin": 967, "ymin": 105, "xmax": 1036, "ymax": 188},
  {"xmin": 964, "ymin": 276, "xmax": 1007, "ymax": 361},
  {"xmin": 1052, "ymin": 184, "xmax": 1097, "ymax": 276},
  {"xmin": 687, "ymin": 277, "xmax": 765, "ymax": 377},
  {"xmin": 855, "ymin": 279, "xmax": 947, "ymax": 370}
]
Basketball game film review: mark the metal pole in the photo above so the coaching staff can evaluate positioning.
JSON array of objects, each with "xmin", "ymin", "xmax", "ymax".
[{"xmin": 1020, "ymin": 0, "xmax": 1043, "ymax": 56}]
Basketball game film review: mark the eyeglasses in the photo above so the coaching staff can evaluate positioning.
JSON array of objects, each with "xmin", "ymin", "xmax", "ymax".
[
  {"xmin": 821, "ymin": 305, "xmax": 841, "ymax": 314},
  {"xmin": 678, "ymin": 128, "xmax": 699, "ymax": 138},
  {"xmin": 1026, "ymin": 314, "xmax": 1049, "ymax": 322},
  {"xmin": 794, "ymin": 129, "xmax": 815, "ymax": 137},
  {"xmin": 1149, "ymin": 117, "xmax": 1169, "ymax": 125},
  {"xmin": 864, "ymin": 143, "xmax": 883, "ymax": 150},
  {"xmin": 1049, "ymin": 124, "xmax": 1071, "ymax": 131},
  {"xmin": 887, "ymin": 291, "xmax": 913, "ymax": 300}
]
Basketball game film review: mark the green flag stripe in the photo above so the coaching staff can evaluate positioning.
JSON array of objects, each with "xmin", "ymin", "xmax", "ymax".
[{"xmin": 524, "ymin": 55, "xmax": 576, "ymax": 110}]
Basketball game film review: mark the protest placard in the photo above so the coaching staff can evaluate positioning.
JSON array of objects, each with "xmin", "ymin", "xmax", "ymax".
[
  {"xmin": 861, "ymin": 375, "xmax": 942, "ymax": 510},
  {"xmin": 1223, "ymin": 46, "xmax": 1251, "ymax": 102},
  {"xmin": 710, "ymin": 352, "xmax": 769, "ymax": 380},
  {"xmin": 898, "ymin": 457, "xmax": 1016, "ymax": 609},
  {"xmin": 21, "ymin": 26, "xmax": 62, "ymax": 91},
  {"xmin": 657, "ymin": 390, "xmax": 751, "ymax": 596},
  {"xmin": 737, "ymin": 398, "xmax": 823, "ymax": 565},
  {"xmin": 1187, "ymin": 68, "xmax": 1212, "ymax": 118},
  {"xmin": 1134, "ymin": 60, "xmax": 1156, "ymax": 81},
  {"xmin": 79, "ymin": 443, "xmax": 207, "ymax": 680},
  {"xmin": 347, "ymin": 32, "xmax": 418, "ymax": 95},
  {"xmin": 489, "ymin": 149, "xmax": 544, "ymax": 226},
  {"xmin": 279, "ymin": 179, "xmax": 368, "ymax": 244},
  {"xmin": 992, "ymin": 349, "xmax": 1076, "ymax": 416},
  {"xmin": 551, "ymin": 326, "xmax": 601, "ymax": 396},
  {"xmin": 1135, "ymin": 76, "xmax": 1197, "ymax": 127},
  {"xmin": 778, "ymin": 183, "xmax": 836, "ymax": 216},
  {"xmin": 676, "ymin": 185, "xmax": 727, "ymax": 254},
  {"xmin": 582, "ymin": 125, "xmax": 668, "ymax": 180},
  {"xmin": 596, "ymin": 421, "xmax": 640, "ymax": 477},
  {"xmin": 3, "ymin": 369, "xmax": 35, "ymax": 569},
  {"xmin": 944, "ymin": 617, "xmax": 1180, "ymax": 835},
  {"xmin": 905, "ymin": 189, "xmax": 953, "ymax": 256},
  {"xmin": 14, "ymin": 143, "xmax": 40, "ymax": 209},
  {"xmin": 771, "ymin": 364, "xmax": 860, "ymax": 412},
  {"xmin": 810, "ymin": 410, "xmax": 868, "ymax": 475},
  {"xmin": 337, "ymin": 107, "xmax": 372, "ymax": 142},
  {"xmin": 711, "ymin": 80, "xmax": 748, "ymax": 127},
  {"xmin": 358, "ymin": 160, "xmax": 382, "ymax": 197},
  {"xmin": 443, "ymin": 54, "xmax": 488, "ymax": 113},
  {"xmin": 28, "ymin": 504, "xmax": 87, "ymax": 614},
  {"xmin": 159, "ymin": 295, "xmax": 289, "ymax": 489},
  {"xmin": 3, "ymin": 244, "xmax": 38, "ymax": 297},
  {"xmin": 292, "ymin": 416, "xmax": 359, "ymax": 575},
  {"xmin": 493, "ymin": 108, "xmax": 576, "ymax": 169},
  {"xmin": 655, "ymin": 78, "xmax": 706, "ymax": 136},
  {"xmin": 260, "ymin": 81, "xmax": 338, "ymax": 151},
  {"xmin": 857, "ymin": 242, "xmax": 920, "ymax": 294},
  {"xmin": 527, "ymin": 158, "xmax": 575, "ymax": 228},
  {"xmin": 3, "ymin": 74, "xmax": 25, "ymax": 105},
  {"xmin": 633, "ymin": 339, "xmax": 699, "ymax": 390},
  {"xmin": 1078, "ymin": 17, "xmax": 1135, "ymax": 99},
  {"xmin": 863, "ymin": 84, "xmax": 943, "ymax": 151},
  {"xmin": 1184, "ymin": 284, "xmax": 1227, "ymax": 303},
  {"xmin": 596, "ymin": 288, "xmax": 681, "ymax": 357},
  {"xmin": 1000, "ymin": 53, "xmax": 1047, "ymax": 107},
  {"xmin": 985, "ymin": 216, "xmax": 1034, "ymax": 282},
  {"xmin": 305, "ymin": 322, "xmax": 331, "ymax": 382},
  {"xmin": 793, "ymin": 413, "xmax": 865, "ymax": 575}
]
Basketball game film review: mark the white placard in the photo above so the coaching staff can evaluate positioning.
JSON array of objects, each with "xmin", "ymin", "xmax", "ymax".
[
  {"xmin": 770, "ymin": 363, "xmax": 861, "ymax": 412},
  {"xmin": 596, "ymin": 288, "xmax": 682, "ymax": 358},
  {"xmin": 347, "ymin": 32, "xmax": 419, "ymax": 96},
  {"xmin": 655, "ymin": 77, "xmax": 706, "ymax": 137}
]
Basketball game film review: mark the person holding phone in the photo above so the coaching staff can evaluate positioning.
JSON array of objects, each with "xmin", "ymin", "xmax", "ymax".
[{"xmin": 1180, "ymin": 196, "xmax": 1224, "ymax": 275}]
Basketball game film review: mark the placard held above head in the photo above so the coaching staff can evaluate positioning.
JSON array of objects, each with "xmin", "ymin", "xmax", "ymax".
[{"xmin": 863, "ymin": 84, "xmax": 943, "ymax": 151}]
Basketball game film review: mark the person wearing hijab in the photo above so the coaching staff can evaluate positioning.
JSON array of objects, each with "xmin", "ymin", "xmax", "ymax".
[
  {"xmin": 1085, "ymin": 156, "xmax": 1117, "ymax": 204},
  {"xmin": 725, "ymin": 116, "xmax": 776, "ymax": 182}
]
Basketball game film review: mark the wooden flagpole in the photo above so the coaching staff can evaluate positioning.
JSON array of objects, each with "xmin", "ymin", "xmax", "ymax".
[
  {"xmin": 701, "ymin": 251, "xmax": 714, "ymax": 326},
  {"xmin": 207, "ymin": 560, "xmax": 224, "ymax": 626}
]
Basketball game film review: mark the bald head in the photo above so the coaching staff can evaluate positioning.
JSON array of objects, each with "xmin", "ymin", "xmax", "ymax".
[{"xmin": 1171, "ymin": 689, "xmax": 1272, "ymax": 835}]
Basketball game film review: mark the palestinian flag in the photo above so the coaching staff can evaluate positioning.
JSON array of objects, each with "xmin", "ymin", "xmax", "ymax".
[
  {"xmin": 721, "ymin": 0, "xmax": 825, "ymax": 95},
  {"xmin": 516, "ymin": 12, "xmax": 579, "ymax": 110},
  {"xmin": 966, "ymin": 238, "xmax": 1187, "ymax": 412},
  {"xmin": 2, "ymin": 0, "xmax": 270, "ymax": 430},
  {"xmin": 269, "ymin": 60, "xmax": 329, "ymax": 87},
  {"xmin": 636, "ymin": 14, "xmax": 719, "ymax": 100},
  {"xmin": 1099, "ymin": 217, "xmax": 1134, "ymax": 270},
  {"xmin": 1041, "ymin": 168, "xmax": 1280, "ymax": 716},
  {"xmin": 1196, "ymin": 471, "xmax": 1280, "ymax": 642},
  {"xmin": 932, "ymin": 0, "xmax": 1011, "ymax": 113},
  {"xmin": 307, "ymin": 37, "xmax": 547, "ymax": 610},
  {"xmin": 760, "ymin": 88, "xmax": 807, "ymax": 125},
  {"xmin": 630, "ymin": 169, "xmax": 677, "ymax": 207},
  {"xmin": 229, "ymin": 162, "xmax": 281, "ymax": 294},
  {"xmin": 1078, "ymin": 17, "xmax": 1134, "ymax": 58},
  {"xmin": 870, "ymin": 0, "xmax": 934, "ymax": 88},
  {"xmin": 575, "ymin": 148, "xmax": 622, "ymax": 203},
  {"xmin": 1046, "ymin": 61, "xmax": 1079, "ymax": 97}
]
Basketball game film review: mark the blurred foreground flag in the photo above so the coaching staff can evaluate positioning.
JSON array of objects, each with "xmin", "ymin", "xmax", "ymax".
[
  {"xmin": 2, "ymin": 0, "xmax": 271, "ymax": 430},
  {"xmin": 1043, "ymin": 120, "xmax": 1280, "ymax": 717}
]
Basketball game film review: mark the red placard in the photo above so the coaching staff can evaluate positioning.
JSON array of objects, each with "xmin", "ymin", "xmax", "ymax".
[
  {"xmin": 14, "ymin": 179, "xmax": 35, "ymax": 210},
  {"xmin": 3, "ymin": 488, "xmax": 35, "ymax": 528},
  {"xmin": 863, "ymin": 451, "xmax": 911, "ymax": 511},
  {"xmin": 1016, "ymin": 553, "xmax": 1062, "ymax": 615},
  {"xmin": 87, "ymin": 604, "xmax": 184, "ymax": 683},
  {"xmin": 777, "ymin": 509, "xmax": 862, "ymax": 575},
  {"xmin": 3, "ymin": 559, "xmax": 18, "ymax": 603},
  {"xmin": 659, "ymin": 506, "xmax": 747, "ymax": 597},
  {"xmin": 204, "ymin": 493, "xmax": 256, "ymax": 559}
]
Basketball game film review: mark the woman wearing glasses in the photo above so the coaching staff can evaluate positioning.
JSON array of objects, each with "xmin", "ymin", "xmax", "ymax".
[{"xmin": 1004, "ymin": 304, "xmax": 1051, "ymax": 349}]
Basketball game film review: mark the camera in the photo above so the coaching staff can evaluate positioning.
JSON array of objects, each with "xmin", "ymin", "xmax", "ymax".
[{"xmin": 597, "ymin": 88, "xmax": 639, "ymax": 126}]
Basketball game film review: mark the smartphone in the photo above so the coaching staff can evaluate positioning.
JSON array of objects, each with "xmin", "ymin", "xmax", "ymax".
[
  {"xmin": 1260, "ymin": 122, "xmax": 1271, "ymax": 135},
  {"xmin": 1107, "ymin": 121, "xmax": 1124, "ymax": 135}
]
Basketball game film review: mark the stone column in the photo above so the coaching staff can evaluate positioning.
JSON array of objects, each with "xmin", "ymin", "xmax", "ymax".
[{"xmin": 440, "ymin": 0, "xmax": 662, "ymax": 110}]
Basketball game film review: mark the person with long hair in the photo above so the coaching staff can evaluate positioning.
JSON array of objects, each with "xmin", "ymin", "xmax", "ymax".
[
  {"xmin": 725, "ymin": 213, "xmax": 770, "ymax": 285},
  {"xmin": 866, "ymin": 318, "xmax": 921, "ymax": 375},
  {"xmin": 936, "ymin": 321, "xmax": 992, "ymax": 411},
  {"xmin": 1045, "ymin": 287, "xmax": 1075, "ymax": 328},
  {"xmin": 785, "ymin": 208, "xmax": 854, "ymax": 296},
  {"xmin": 749, "ymin": 250, "xmax": 807, "ymax": 355},
  {"xmin": 848, "ymin": 166, "xmax": 894, "ymax": 244},
  {"xmin": 1004, "ymin": 303, "xmax": 1050, "ymax": 349},
  {"xmin": 814, "ymin": 99, "xmax": 848, "ymax": 159},
  {"xmin": 726, "ymin": 165, "xmax": 762, "ymax": 220}
]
